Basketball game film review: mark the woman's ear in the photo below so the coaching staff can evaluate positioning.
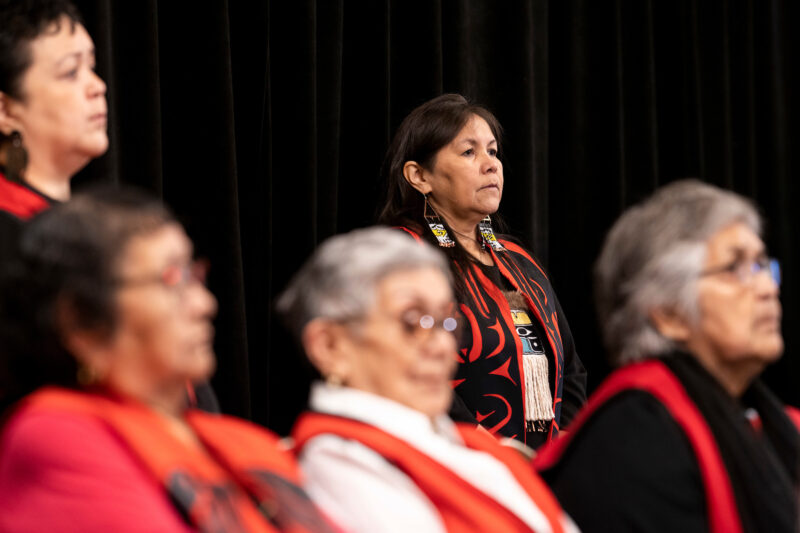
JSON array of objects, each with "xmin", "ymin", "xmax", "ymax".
[
  {"xmin": 301, "ymin": 318, "xmax": 352, "ymax": 382},
  {"xmin": 55, "ymin": 297, "xmax": 112, "ymax": 378},
  {"xmin": 0, "ymin": 92, "xmax": 22, "ymax": 136},
  {"xmin": 649, "ymin": 307, "xmax": 691, "ymax": 343},
  {"xmin": 403, "ymin": 161, "xmax": 433, "ymax": 195}
]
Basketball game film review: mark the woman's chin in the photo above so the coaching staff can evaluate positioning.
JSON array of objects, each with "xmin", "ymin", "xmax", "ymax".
[
  {"xmin": 408, "ymin": 391, "xmax": 452, "ymax": 419},
  {"xmin": 78, "ymin": 135, "xmax": 110, "ymax": 160},
  {"xmin": 185, "ymin": 349, "xmax": 217, "ymax": 383}
]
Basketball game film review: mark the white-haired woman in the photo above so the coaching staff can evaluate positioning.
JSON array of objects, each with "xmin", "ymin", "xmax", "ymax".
[
  {"xmin": 278, "ymin": 227, "xmax": 578, "ymax": 533},
  {"xmin": 534, "ymin": 180, "xmax": 798, "ymax": 533}
]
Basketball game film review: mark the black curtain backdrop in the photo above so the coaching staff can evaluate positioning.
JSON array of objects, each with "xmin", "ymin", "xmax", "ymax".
[{"xmin": 69, "ymin": 0, "xmax": 799, "ymax": 435}]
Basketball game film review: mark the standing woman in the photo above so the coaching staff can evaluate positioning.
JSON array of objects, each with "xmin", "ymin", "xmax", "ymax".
[
  {"xmin": 379, "ymin": 94, "xmax": 586, "ymax": 448},
  {"xmin": 0, "ymin": 0, "xmax": 107, "ymax": 258}
]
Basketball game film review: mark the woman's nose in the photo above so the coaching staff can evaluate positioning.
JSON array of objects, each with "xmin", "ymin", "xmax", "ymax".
[
  {"xmin": 481, "ymin": 153, "xmax": 498, "ymax": 173},
  {"xmin": 423, "ymin": 326, "xmax": 458, "ymax": 358},
  {"xmin": 189, "ymin": 283, "xmax": 219, "ymax": 319},
  {"xmin": 754, "ymin": 269, "xmax": 780, "ymax": 298},
  {"xmin": 87, "ymin": 70, "xmax": 107, "ymax": 98}
]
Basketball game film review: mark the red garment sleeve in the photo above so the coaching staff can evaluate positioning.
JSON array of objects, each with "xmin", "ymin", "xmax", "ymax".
[{"xmin": 0, "ymin": 410, "xmax": 196, "ymax": 533}]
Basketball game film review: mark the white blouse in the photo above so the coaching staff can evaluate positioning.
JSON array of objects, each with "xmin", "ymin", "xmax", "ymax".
[{"xmin": 298, "ymin": 383, "xmax": 578, "ymax": 533}]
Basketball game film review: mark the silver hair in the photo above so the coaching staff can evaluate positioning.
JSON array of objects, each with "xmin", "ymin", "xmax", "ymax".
[
  {"xmin": 594, "ymin": 179, "xmax": 762, "ymax": 366},
  {"xmin": 276, "ymin": 226, "xmax": 452, "ymax": 341}
]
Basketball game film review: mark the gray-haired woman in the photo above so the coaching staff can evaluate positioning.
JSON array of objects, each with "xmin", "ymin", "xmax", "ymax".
[
  {"xmin": 279, "ymin": 227, "xmax": 578, "ymax": 533},
  {"xmin": 534, "ymin": 180, "xmax": 798, "ymax": 533}
]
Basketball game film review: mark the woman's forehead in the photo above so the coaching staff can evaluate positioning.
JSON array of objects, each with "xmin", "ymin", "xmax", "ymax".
[
  {"xmin": 117, "ymin": 224, "xmax": 191, "ymax": 272},
  {"xmin": 706, "ymin": 222, "xmax": 764, "ymax": 260},
  {"xmin": 376, "ymin": 268, "xmax": 453, "ymax": 306},
  {"xmin": 29, "ymin": 20, "xmax": 92, "ymax": 67}
]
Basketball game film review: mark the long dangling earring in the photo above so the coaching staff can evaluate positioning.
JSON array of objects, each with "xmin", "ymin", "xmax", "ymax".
[
  {"xmin": 5, "ymin": 131, "xmax": 28, "ymax": 183},
  {"xmin": 478, "ymin": 215, "xmax": 504, "ymax": 251},
  {"xmin": 423, "ymin": 194, "xmax": 456, "ymax": 248}
]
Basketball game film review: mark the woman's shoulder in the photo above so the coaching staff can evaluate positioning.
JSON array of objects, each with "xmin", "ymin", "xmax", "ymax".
[
  {"xmin": 299, "ymin": 432, "xmax": 446, "ymax": 533},
  {"xmin": 0, "ymin": 173, "xmax": 50, "ymax": 221},
  {"xmin": 0, "ymin": 405, "xmax": 193, "ymax": 532},
  {"xmin": 496, "ymin": 234, "xmax": 538, "ymax": 260},
  {"xmin": 544, "ymin": 390, "xmax": 706, "ymax": 531},
  {"xmin": 387, "ymin": 220, "xmax": 426, "ymax": 239},
  {"xmin": 494, "ymin": 234, "xmax": 551, "ymax": 278},
  {"xmin": 545, "ymin": 389, "xmax": 701, "ymax": 490},
  {"xmin": 1, "ymin": 406, "xmax": 118, "ymax": 464}
]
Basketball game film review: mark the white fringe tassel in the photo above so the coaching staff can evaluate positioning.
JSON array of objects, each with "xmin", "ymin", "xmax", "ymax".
[{"xmin": 523, "ymin": 352, "xmax": 554, "ymax": 427}]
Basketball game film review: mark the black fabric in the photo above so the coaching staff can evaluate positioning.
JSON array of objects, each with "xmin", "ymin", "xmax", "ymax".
[
  {"xmin": 191, "ymin": 382, "xmax": 222, "ymax": 415},
  {"xmin": 477, "ymin": 261, "xmax": 557, "ymax": 445},
  {"xmin": 0, "ymin": 174, "xmax": 51, "ymax": 267},
  {"xmin": 543, "ymin": 355, "xmax": 799, "ymax": 533},
  {"xmin": 448, "ymin": 393, "xmax": 478, "ymax": 425},
  {"xmin": 544, "ymin": 390, "xmax": 709, "ymax": 533},
  {"xmin": 0, "ymin": 212, "xmax": 23, "ymax": 268},
  {"xmin": 61, "ymin": 1, "xmax": 800, "ymax": 433},
  {"xmin": 440, "ymin": 230, "xmax": 585, "ymax": 444},
  {"xmin": 662, "ymin": 355, "xmax": 798, "ymax": 533},
  {"xmin": 473, "ymin": 260, "xmax": 509, "ymax": 291},
  {"xmin": 455, "ymin": 260, "xmax": 556, "ymax": 449}
]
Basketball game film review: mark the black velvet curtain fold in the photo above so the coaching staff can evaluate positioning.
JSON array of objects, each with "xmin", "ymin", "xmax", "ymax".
[{"xmin": 71, "ymin": 0, "xmax": 799, "ymax": 434}]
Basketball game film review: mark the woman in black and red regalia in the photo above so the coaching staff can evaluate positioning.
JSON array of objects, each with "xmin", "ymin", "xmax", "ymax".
[
  {"xmin": 0, "ymin": 0, "xmax": 108, "ymax": 259},
  {"xmin": 535, "ymin": 180, "xmax": 799, "ymax": 533},
  {"xmin": 0, "ymin": 189, "xmax": 337, "ymax": 533},
  {"xmin": 378, "ymin": 94, "xmax": 586, "ymax": 450},
  {"xmin": 279, "ymin": 227, "xmax": 578, "ymax": 533}
]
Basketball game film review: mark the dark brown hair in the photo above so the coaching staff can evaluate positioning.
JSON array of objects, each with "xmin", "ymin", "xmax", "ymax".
[
  {"xmin": 378, "ymin": 93, "xmax": 503, "ymax": 225},
  {"xmin": 0, "ymin": 0, "xmax": 83, "ymax": 175},
  {"xmin": 377, "ymin": 94, "xmax": 506, "ymax": 299},
  {"xmin": 0, "ymin": 187, "xmax": 175, "ymax": 411}
]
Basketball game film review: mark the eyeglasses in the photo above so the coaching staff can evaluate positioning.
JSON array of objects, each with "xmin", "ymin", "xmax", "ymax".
[
  {"xmin": 700, "ymin": 256, "xmax": 781, "ymax": 287},
  {"xmin": 397, "ymin": 309, "xmax": 461, "ymax": 342},
  {"xmin": 114, "ymin": 259, "xmax": 209, "ymax": 290}
]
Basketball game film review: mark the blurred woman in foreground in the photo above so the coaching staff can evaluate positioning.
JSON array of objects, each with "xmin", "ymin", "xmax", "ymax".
[
  {"xmin": 0, "ymin": 189, "xmax": 334, "ymax": 533},
  {"xmin": 535, "ymin": 180, "xmax": 799, "ymax": 532},
  {"xmin": 279, "ymin": 227, "xmax": 577, "ymax": 533}
]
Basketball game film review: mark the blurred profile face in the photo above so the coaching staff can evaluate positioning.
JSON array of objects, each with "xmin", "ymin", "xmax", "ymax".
[
  {"xmin": 2, "ymin": 18, "xmax": 107, "ymax": 171},
  {"xmin": 339, "ymin": 267, "xmax": 459, "ymax": 418},
  {"xmin": 103, "ymin": 223, "xmax": 217, "ymax": 396},
  {"xmin": 424, "ymin": 115, "xmax": 503, "ymax": 224},
  {"xmin": 686, "ymin": 222, "xmax": 782, "ymax": 381}
]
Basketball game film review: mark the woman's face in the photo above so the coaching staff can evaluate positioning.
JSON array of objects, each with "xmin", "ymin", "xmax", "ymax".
[
  {"xmin": 337, "ymin": 267, "xmax": 459, "ymax": 418},
  {"xmin": 101, "ymin": 224, "xmax": 217, "ymax": 397},
  {"xmin": 686, "ymin": 222, "xmax": 782, "ymax": 384},
  {"xmin": 1, "ymin": 18, "xmax": 107, "ymax": 172},
  {"xmin": 422, "ymin": 114, "xmax": 503, "ymax": 225}
]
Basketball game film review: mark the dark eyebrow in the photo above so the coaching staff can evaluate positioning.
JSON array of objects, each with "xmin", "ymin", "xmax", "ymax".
[
  {"xmin": 54, "ymin": 48, "xmax": 95, "ymax": 69},
  {"xmin": 457, "ymin": 138, "xmax": 497, "ymax": 146}
]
